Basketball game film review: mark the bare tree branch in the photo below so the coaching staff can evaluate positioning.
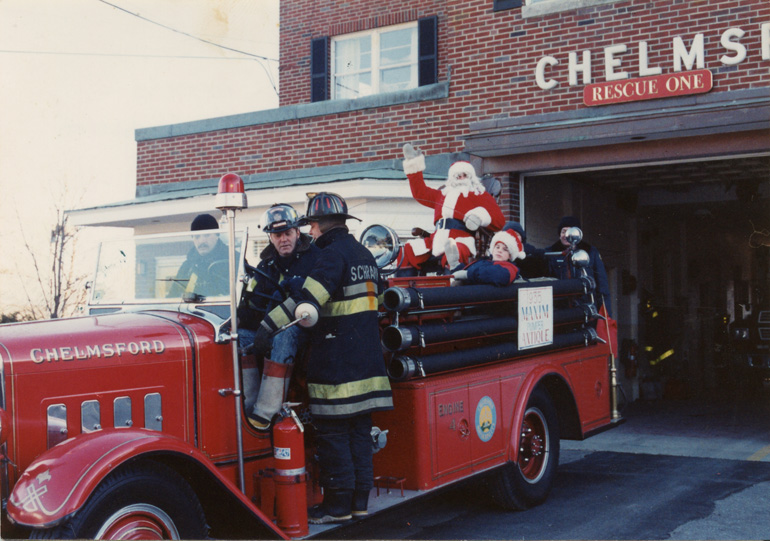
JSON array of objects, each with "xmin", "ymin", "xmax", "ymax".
[{"xmin": 11, "ymin": 187, "xmax": 88, "ymax": 320}]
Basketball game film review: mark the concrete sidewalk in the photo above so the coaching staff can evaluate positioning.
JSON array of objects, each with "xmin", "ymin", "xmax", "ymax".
[{"xmin": 562, "ymin": 389, "xmax": 770, "ymax": 463}]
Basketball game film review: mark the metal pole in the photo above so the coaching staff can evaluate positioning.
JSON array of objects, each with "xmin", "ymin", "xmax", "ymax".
[
  {"xmin": 602, "ymin": 295, "xmax": 621, "ymax": 421},
  {"xmin": 226, "ymin": 208, "xmax": 246, "ymax": 492}
]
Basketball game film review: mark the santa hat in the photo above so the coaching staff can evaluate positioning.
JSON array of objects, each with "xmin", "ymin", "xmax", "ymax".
[{"xmin": 490, "ymin": 228, "xmax": 526, "ymax": 262}]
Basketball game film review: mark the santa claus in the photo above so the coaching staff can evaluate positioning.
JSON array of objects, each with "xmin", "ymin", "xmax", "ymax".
[{"xmin": 400, "ymin": 143, "xmax": 505, "ymax": 272}]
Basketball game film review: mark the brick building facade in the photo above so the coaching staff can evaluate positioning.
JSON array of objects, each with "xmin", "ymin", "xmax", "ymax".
[{"xmin": 73, "ymin": 0, "xmax": 769, "ymax": 399}]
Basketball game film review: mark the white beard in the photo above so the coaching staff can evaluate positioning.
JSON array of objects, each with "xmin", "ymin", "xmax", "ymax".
[{"xmin": 444, "ymin": 178, "xmax": 472, "ymax": 197}]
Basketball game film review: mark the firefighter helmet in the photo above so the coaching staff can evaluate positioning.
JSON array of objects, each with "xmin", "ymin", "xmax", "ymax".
[
  {"xmin": 261, "ymin": 204, "xmax": 300, "ymax": 233},
  {"xmin": 299, "ymin": 192, "xmax": 360, "ymax": 223}
]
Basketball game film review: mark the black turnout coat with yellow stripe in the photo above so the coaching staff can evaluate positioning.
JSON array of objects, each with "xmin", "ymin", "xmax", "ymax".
[{"xmin": 260, "ymin": 226, "xmax": 393, "ymax": 419}]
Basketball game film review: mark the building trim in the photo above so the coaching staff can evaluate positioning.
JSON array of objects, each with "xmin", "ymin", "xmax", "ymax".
[
  {"xmin": 465, "ymin": 87, "xmax": 770, "ymax": 157},
  {"xmin": 135, "ymin": 82, "xmax": 450, "ymax": 141}
]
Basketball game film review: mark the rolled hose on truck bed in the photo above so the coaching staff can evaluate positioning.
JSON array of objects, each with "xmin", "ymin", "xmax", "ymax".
[
  {"xmin": 382, "ymin": 277, "xmax": 595, "ymax": 312},
  {"xmin": 388, "ymin": 327, "xmax": 600, "ymax": 381},
  {"xmin": 381, "ymin": 304, "xmax": 597, "ymax": 352}
]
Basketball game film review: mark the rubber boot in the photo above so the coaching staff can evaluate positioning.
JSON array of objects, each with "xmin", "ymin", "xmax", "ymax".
[
  {"xmin": 248, "ymin": 359, "xmax": 292, "ymax": 432},
  {"xmin": 444, "ymin": 238, "xmax": 460, "ymax": 271},
  {"xmin": 308, "ymin": 489, "xmax": 353, "ymax": 524},
  {"xmin": 351, "ymin": 488, "xmax": 370, "ymax": 518}
]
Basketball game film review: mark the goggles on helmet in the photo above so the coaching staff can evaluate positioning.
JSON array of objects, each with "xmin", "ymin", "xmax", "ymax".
[{"xmin": 261, "ymin": 204, "xmax": 300, "ymax": 233}]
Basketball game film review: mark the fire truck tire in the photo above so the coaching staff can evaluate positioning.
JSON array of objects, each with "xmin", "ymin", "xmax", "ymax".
[
  {"xmin": 30, "ymin": 461, "xmax": 208, "ymax": 540},
  {"xmin": 490, "ymin": 387, "xmax": 560, "ymax": 510}
]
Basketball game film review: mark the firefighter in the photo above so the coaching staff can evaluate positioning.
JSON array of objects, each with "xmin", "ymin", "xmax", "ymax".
[
  {"xmin": 251, "ymin": 192, "xmax": 394, "ymax": 524},
  {"xmin": 547, "ymin": 216, "xmax": 611, "ymax": 316},
  {"xmin": 168, "ymin": 213, "xmax": 229, "ymax": 298},
  {"xmin": 238, "ymin": 204, "xmax": 320, "ymax": 431},
  {"xmin": 399, "ymin": 143, "xmax": 505, "ymax": 274}
]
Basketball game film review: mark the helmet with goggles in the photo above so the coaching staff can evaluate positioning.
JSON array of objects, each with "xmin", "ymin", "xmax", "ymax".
[{"xmin": 260, "ymin": 204, "xmax": 300, "ymax": 233}]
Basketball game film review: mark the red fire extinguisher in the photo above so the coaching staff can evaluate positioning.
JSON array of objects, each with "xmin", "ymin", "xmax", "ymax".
[{"xmin": 272, "ymin": 404, "xmax": 309, "ymax": 538}]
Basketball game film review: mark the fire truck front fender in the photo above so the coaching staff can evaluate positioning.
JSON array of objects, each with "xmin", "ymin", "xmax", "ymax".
[
  {"xmin": 6, "ymin": 428, "xmax": 286, "ymax": 538},
  {"xmin": 7, "ymin": 429, "xmax": 210, "ymax": 527}
]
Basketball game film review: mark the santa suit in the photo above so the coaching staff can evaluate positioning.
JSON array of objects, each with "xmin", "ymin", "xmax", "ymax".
[{"xmin": 402, "ymin": 155, "xmax": 505, "ymax": 269}]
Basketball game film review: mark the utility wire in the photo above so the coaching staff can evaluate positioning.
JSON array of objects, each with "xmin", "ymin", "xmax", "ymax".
[
  {"xmin": 95, "ymin": 0, "xmax": 279, "ymax": 94},
  {"xmin": 0, "ymin": 50, "xmax": 267, "ymax": 61}
]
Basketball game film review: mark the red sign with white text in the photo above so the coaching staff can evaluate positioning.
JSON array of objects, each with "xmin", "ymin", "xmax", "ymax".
[{"xmin": 583, "ymin": 69, "xmax": 712, "ymax": 107}]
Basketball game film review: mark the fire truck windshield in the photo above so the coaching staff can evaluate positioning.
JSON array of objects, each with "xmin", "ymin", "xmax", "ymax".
[{"xmin": 89, "ymin": 230, "xmax": 245, "ymax": 306}]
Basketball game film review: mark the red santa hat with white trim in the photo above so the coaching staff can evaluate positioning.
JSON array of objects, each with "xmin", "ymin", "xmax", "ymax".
[{"xmin": 490, "ymin": 228, "xmax": 526, "ymax": 262}]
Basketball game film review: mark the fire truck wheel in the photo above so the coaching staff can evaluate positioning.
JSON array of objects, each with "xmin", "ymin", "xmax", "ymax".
[
  {"xmin": 490, "ymin": 387, "xmax": 560, "ymax": 510},
  {"xmin": 30, "ymin": 461, "xmax": 208, "ymax": 540}
]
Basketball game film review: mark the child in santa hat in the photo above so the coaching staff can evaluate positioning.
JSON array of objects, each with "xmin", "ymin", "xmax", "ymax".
[{"xmin": 452, "ymin": 227, "xmax": 526, "ymax": 286}]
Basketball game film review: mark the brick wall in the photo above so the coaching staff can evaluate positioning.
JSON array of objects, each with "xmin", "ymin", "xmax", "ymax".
[{"xmin": 136, "ymin": 0, "xmax": 768, "ymax": 188}]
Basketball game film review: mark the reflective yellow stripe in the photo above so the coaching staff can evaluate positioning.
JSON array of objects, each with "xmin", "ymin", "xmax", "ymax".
[
  {"xmin": 310, "ymin": 397, "xmax": 394, "ymax": 416},
  {"xmin": 322, "ymin": 296, "xmax": 378, "ymax": 317},
  {"xmin": 344, "ymin": 282, "xmax": 377, "ymax": 297},
  {"xmin": 304, "ymin": 276, "xmax": 331, "ymax": 306},
  {"xmin": 246, "ymin": 277, "xmax": 257, "ymax": 292},
  {"xmin": 650, "ymin": 348, "xmax": 674, "ymax": 366},
  {"xmin": 309, "ymin": 376, "xmax": 391, "ymax": 400},
  {"xmin": 263, "ymin": 298, "xmax": 297, "ymax": 331}
]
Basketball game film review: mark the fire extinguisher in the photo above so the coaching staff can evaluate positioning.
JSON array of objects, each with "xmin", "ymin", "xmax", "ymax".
[{"xmin": 272, "ymin": 404, "xmax": 308, "ymax": 538}]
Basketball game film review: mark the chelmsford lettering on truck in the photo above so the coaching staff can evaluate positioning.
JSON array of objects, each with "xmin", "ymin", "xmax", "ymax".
[{"xmin": 30, "ymin": 340, "xmax": 166, "ymax": 363}]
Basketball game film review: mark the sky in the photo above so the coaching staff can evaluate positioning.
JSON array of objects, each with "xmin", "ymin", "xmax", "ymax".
[{"xmin": 0, "ymin": 0, "xmax": 280, "ymax": 315}]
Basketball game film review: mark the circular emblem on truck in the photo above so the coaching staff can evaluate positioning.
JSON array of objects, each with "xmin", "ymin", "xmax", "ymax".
[{"xmin": 475, "ymin": 396, "xmax": 497, "ymax": 442}]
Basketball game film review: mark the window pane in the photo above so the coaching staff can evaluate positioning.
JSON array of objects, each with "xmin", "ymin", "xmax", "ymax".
[
  {"xmin": 335, "ymin": 72, "xmax": 372, "ymax": 99},
  {"xmin": 380, "ymin": 66, "xmax": 411, "ymax": 92},
  {"xmin": 381, "ymin": 28, "xmax": 413, "ymax": 67},
  {"xmin": 334, "ymin": 36, "xmax": 371, "ymax": 73}
]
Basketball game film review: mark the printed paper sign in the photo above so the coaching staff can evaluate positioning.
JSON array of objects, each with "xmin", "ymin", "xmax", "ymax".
[{"xmin": 518, "ymin": 286, "xmax": 554, "ymax": 350}]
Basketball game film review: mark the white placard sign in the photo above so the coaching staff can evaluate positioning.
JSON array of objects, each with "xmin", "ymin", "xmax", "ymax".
[{"xmin": 518, "ymin": 286, "xmax": 554, "ymax": 350}]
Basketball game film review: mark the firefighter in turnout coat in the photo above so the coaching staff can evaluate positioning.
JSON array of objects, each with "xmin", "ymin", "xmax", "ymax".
[
  {"xmin": 251, "ymin": 192, "xmax": 393, "ymax": 524},
  {"xmin": 400, "ymin": 143, "xmax": 505, "ymax": 272}
]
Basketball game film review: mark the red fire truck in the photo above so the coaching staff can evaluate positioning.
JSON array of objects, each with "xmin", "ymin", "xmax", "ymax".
[{"xmin": 0, "ymin": 177, "xmax": 620, "ymax": 539}]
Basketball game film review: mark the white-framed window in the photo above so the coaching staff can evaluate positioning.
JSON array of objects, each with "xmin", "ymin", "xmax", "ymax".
[{"xmin": 331, "ymin": 23, "xmax": 418, "ymax": 100}]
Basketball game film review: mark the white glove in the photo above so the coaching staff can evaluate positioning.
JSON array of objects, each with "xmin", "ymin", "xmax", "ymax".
[
  {"xmin": 403, "ymin": 143, "xmax": 420, "ymax": 160},
  {"xmin": 464, "ymin": 213, "xmax": 482, "ymax": 231},
  {"xmin": 453, "ymin": 270, "xmax": 468, "ymax": 281},
  {"xmin": 402, "ymin": 143, "xmax": 426, "ymax": 175}
]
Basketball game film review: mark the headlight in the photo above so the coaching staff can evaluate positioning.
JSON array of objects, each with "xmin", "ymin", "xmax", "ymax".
[{"xmin": 732, "ymin": 328, "xmax": 749, "ymax": 340}]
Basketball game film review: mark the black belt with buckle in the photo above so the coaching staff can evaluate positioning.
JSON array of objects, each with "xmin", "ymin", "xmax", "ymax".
[{"xmin": 435, "ymin": 218, "xmax": 469, "ymax": 233}]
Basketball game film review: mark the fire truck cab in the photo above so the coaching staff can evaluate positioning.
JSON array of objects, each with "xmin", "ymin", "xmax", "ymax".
[{"xmin": 0, "ymin": 193, "xmax": 620, "ymax": 539}]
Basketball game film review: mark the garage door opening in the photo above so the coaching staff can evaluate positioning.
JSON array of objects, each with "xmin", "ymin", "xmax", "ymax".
[{"xmin": 522, "ymin": 154, "xmax": 770, "ymax": 404}]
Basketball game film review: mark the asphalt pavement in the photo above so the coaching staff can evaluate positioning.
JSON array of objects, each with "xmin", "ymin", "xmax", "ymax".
[
  {"xmin": 560, "ymin": 388, "xmax": 770, "ymax": 540},
  {"xmin": 561, "ymin": 387, "xmax": 770, "ymax": 463},
  {"xmin": 326, "ymin": 389, "xmax": 770, "ymax": 540}
]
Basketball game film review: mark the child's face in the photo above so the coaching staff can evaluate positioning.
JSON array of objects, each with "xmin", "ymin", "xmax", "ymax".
[{"xmin": 491, "ymin": 242, "xmax": 510, "ymax": 262}]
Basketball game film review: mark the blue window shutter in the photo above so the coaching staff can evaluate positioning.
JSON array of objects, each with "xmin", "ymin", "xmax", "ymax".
[
  {"xmin": 311, "ymin": 37, "xmax": 328, "ymax": 102},
  {"xmin": 418, "ymin": 16, "xmax": 438, "ymax": 86},
  {"xmin": 493, "ymin": 0, "xmax": 522, "ymax": 11}
]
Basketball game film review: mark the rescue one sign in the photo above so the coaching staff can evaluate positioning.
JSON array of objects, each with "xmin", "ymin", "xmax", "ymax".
[
  {"xmin": 583, "ymin": 69, "xmax": 712, "ymax": 106},
  {"xmin": 518, "ymin": 286, "xmax": 553, "ymax": 350}
]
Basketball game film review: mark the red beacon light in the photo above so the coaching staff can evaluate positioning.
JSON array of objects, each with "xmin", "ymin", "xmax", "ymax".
[{"xmin": 216, "ymin": 173, "xmax": 247, "ymax": 210}]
